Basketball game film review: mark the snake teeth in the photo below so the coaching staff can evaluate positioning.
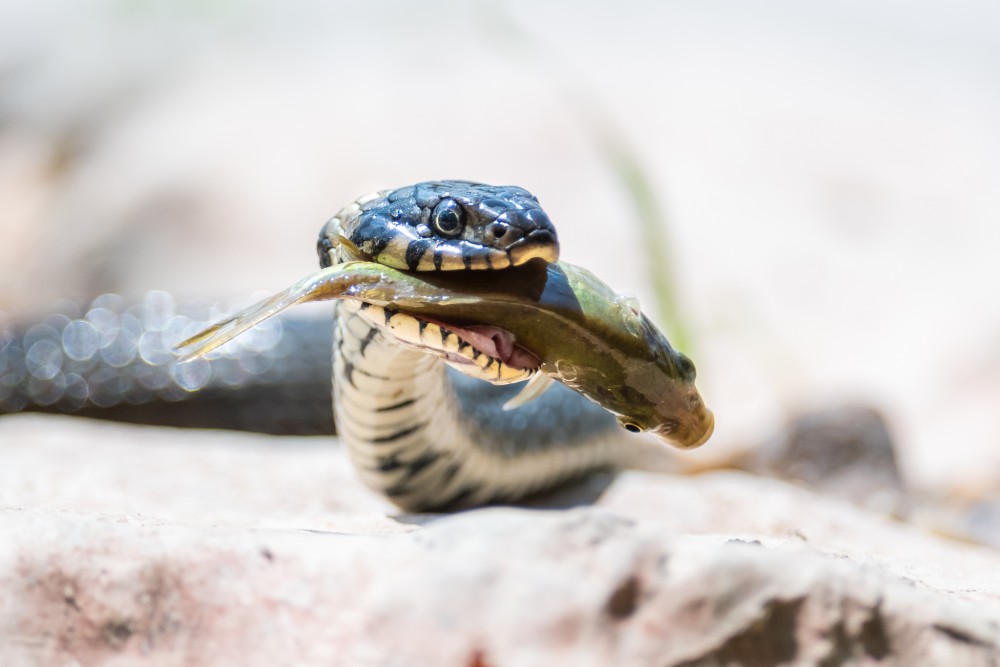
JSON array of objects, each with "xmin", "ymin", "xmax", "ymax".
[{"xmin": 355, "ymin": 302, "xmax": 535, "ymax": 385}]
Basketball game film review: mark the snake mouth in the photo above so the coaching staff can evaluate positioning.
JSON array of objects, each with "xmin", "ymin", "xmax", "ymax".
[
  {"xmin": 507, "ymin": 230, "xmax": 559, "ymax": 266},
  {"xmin": 354, "ymin": 302, "xmax": 541, "ymax": 384},
  {"xmin": 427, "ymin": 319, "xmax": 541, "ymax": 370}
]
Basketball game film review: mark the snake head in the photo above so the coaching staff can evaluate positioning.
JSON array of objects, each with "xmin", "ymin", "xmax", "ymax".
[{"xmin": 319, "ymin": 180, "xmax": 559, "ymax": 271}]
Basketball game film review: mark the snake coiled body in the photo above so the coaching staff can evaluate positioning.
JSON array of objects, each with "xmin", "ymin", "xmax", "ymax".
[{"xmin": 2, "ymin": 180, "xmax": 712, "ymax": 513}]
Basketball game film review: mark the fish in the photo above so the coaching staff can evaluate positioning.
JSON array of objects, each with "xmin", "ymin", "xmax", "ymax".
[{"xmin": 176, "ymin": 259, "xmax": 714, "ymax": 450}]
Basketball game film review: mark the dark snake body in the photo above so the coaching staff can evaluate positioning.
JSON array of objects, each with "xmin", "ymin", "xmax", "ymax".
[{"xmin": 0, "ymin": 296, "xmax": 337, "ymax": 434}]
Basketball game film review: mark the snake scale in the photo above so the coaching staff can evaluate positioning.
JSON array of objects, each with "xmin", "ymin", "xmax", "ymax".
[{"xmin": 1, "ymin": 181, "xmax": 713, "ymax": 511}]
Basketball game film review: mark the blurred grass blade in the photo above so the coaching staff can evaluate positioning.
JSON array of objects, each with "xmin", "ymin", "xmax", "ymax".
[{"xmin": 475, "ymin": 1, "xmax": 692, "ymax": 353}]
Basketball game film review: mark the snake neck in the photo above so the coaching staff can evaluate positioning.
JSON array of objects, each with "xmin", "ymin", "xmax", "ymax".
[{"xmin": 333, "ymin": 300, "xmax": 621, "ymax": 512}]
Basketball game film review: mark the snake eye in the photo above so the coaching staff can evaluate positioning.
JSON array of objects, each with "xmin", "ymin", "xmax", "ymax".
[{"xmin": 431, "ymin": 199, "xmax": 464, "ymax": 237}]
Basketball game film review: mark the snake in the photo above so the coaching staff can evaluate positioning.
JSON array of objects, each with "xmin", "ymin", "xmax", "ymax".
[{"xmin": 0, "ymin": 180, "xmax": 713, "ymax": 512}]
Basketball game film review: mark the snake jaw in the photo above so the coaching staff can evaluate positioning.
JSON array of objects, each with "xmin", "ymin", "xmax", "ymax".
[
  {"xmin": 490, "ymin": 207, "xmax": 559, "ymax": 266},
  {"xmin": 507, "ymin": 230, "xmax": 560, "ymax": 266},
  {"xmin": 352, "ymin": 302, "xmax": 539, "ymax": 386},
  {"xmin": 456, "ymin": 324, "xmax": 541, "ymax": 370}
]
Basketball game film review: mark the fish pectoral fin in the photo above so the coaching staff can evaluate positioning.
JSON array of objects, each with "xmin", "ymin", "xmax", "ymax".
[{"xmin": 502, "ymin": 372, "xmax": 555, "ymax": 411}]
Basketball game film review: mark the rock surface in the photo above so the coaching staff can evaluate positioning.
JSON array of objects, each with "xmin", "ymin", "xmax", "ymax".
[
  {"xmin": 2, "ymin": 414, "xmax": 1000, "ymax": 666},
  {"xmin": 741, "ymin": 405, "xmax": 907, "ymax": 516}
]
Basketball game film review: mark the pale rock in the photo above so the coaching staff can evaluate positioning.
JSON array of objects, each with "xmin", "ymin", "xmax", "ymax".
[{"xmin": 1, "ymin": 414, "xmax": 999, "ymax": 666}]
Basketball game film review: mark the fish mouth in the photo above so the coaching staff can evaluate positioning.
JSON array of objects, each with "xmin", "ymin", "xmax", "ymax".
[
  {"xmin": 685, "ymin": 409, "xmax": 715, "ymax": 448},
  {"xmin": 653, "ymin": 408, "xmax": 715, "ymax": 450}
]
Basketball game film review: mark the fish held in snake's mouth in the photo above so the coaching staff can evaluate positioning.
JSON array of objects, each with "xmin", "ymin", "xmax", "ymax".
[{"xmin": 174, "ymin": 259, "xmax": 714, "ymax": 450}]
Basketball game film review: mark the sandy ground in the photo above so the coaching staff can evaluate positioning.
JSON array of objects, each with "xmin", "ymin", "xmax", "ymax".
[{"xmin": 1, "ymin": 1, "xmax": 999, "ymax": 497}]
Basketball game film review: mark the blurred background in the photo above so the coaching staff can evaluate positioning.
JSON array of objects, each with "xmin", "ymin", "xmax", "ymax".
[{"xmin": 1, "ymin": 1, "xmax": 998, "ymax": 502}]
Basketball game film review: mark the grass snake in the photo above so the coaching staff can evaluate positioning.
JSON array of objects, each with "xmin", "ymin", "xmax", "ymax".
[{"xmin": 1, "ymin": 181, "xmax": 713, "ymax": 511}]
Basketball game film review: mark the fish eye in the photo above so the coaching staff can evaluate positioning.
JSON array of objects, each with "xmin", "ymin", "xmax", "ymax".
[
  {"xmin": 431, "ymin": 199, "xmax": 464, "ymax": 237},
  {"xmin": 621, "ymin": 421, "xmax": 642, "ymax": 433}
]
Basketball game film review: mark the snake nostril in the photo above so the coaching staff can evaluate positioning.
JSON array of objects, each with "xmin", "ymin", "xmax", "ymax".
[{"xmin": 488, "ymin": 221, "xmax": 510, "ymax": 239}]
